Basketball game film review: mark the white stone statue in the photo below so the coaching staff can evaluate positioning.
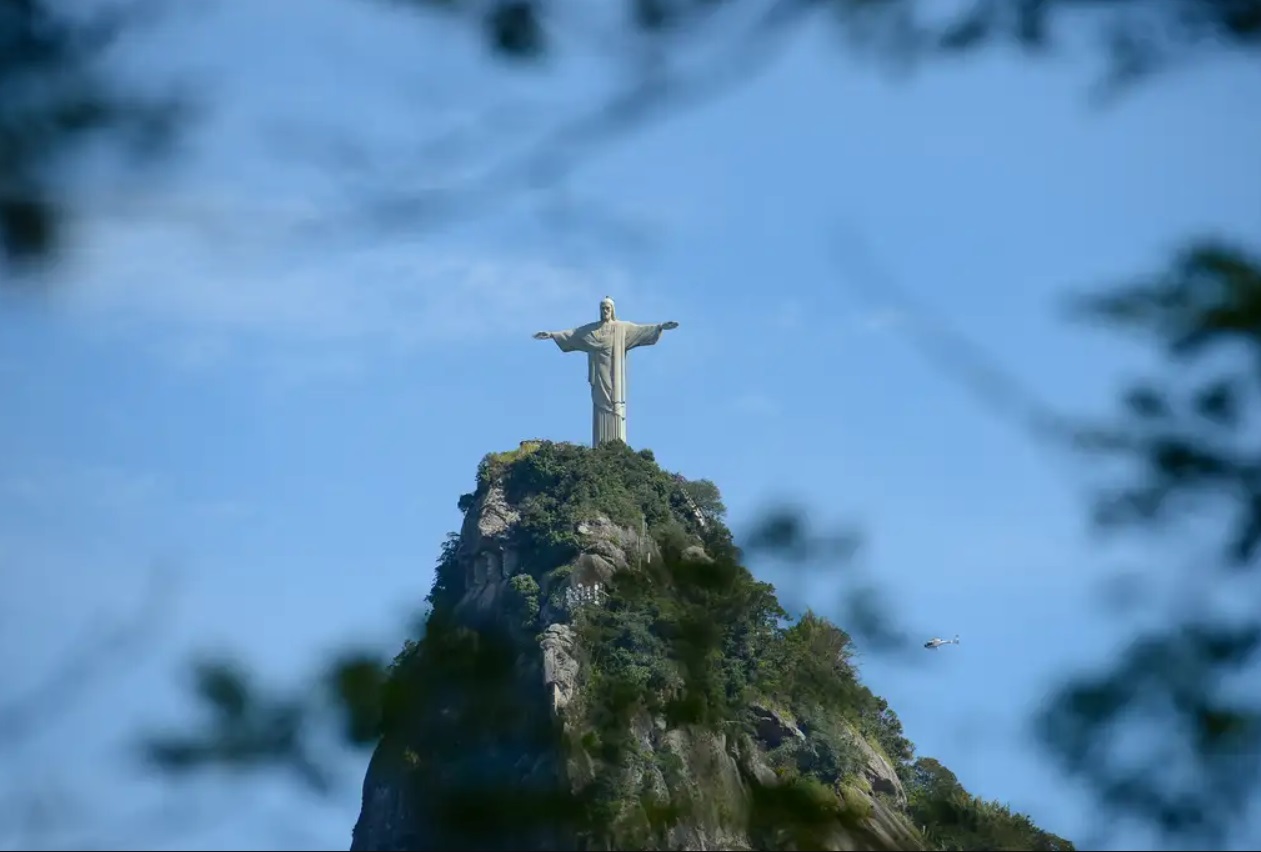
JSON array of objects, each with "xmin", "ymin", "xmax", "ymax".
[{"xmin": 533, "ymin": 296, "xmax": 679, "ymax": 447}]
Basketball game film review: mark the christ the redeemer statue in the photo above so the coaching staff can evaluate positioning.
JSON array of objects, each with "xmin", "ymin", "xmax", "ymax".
[{"xmin": 533, "ymin": 296, "xmax": 679, "ymax": 447}]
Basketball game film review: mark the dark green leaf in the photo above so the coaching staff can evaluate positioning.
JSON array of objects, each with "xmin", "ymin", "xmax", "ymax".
[
  {"xmin": 192, "ymin": 660, "xmax": 252, "ymax": 721},
  {"xmin": 141, "ymin": 737, "xmax": 209, "ymax": 772},
  {"xmin": 1123, "ymin": 386, "xmax": 1169, "ymax": 419},
  {"xmin": 485, "ymin": 1, "xmax": 545, "ymax": 59},
  {"xmin": 1193, "ymin": 379, "xmax": 1239, "ymax": 426},
  {"xmin": 632, "ymin": 0, "xmax": 673, "ymax": 31}
]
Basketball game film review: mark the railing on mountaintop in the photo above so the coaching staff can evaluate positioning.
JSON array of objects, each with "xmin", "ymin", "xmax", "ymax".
[{"xmin": 563, "ymin": 582, "xmax": 605, "ymax": 611}]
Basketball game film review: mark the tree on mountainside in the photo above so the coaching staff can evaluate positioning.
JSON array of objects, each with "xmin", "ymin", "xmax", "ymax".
[{"xmin": 905, "ymin": 757, "xmax": 1075, "ymax": 852}]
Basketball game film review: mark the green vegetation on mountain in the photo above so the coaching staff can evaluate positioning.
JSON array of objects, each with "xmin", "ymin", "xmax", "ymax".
[{"xmin": 373, "ymin": 441, "xmax": 1074, "ymax": 850}]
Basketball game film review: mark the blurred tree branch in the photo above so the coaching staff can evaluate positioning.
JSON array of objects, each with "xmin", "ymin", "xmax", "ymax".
[
  {"xmin": 832, "ymin": 227, "xmax": 1261, "ymax": 847},
  {"xmin": 4, "ymin": 0, "xmax": 1259, "ymax": 277},
  {"xmin": 0, "ymin": 567, "xmax": 188, "ymax": 850},
  {"xmin": 136, "ymin": 647, "xmax": 398, "ymax": 798},
  {"xmin": 1031, "ymin": 240, "xmax": 1261, "ymax": 848},
  {"xmin": 0, "ymin": 565, "xmax": 174, "ymax": 754},
  {"xmin": 0, "ymin": 0, "xmax": 186, "ymax": 272}
]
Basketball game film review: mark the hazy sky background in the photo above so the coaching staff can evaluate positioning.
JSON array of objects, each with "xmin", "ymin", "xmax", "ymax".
[{"xmin": 3, "ymin": 1, "xmax": 1260, "ymax": 849}]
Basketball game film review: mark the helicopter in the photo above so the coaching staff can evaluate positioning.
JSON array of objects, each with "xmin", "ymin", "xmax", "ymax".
[{"xmin": 923, "ymin": 634, "xmax": 960, "ymax": 650}]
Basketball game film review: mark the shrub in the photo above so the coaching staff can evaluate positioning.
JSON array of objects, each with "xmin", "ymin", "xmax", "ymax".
[{"xmin": 508, "ymin": 573, "xmax": 541, "ymax": 629}]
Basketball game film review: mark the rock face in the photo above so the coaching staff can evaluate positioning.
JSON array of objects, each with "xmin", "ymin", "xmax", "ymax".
[{"xmin": 350, "ymin": 442, "xmax": 923, "ymax": 851}]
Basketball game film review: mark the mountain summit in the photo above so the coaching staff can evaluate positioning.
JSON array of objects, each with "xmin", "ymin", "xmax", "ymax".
[{"xmin": 350, "ymin": 440, "xmax": 1073, "ymax": 851}]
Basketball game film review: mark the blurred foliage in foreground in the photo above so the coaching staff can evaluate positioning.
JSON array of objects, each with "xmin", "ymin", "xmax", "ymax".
[
  {"xmin": 2, "ymin": 0, "xmax": 1259, "ymax": 849},
  {"xmin": 3, "ymin": 0, "xmax": 1260, "ymax": 276},
  {"xmin": 1037, "ymin": 241, "xmax": 1261, "ymax": 843},
  {"xmin": 1, "ymin": 0, "xmax": 183, "ymax": 271}
]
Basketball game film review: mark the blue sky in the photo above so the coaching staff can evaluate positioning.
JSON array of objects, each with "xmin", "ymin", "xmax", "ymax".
[{"xmin": 2, "ymin": 1, "xmax": 1260, "ymax": 849}]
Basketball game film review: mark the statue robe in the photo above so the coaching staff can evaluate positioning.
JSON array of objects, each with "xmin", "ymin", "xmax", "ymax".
[{"xmin": 549, "ymin": 319, "xmax": 666, "ymax": 447}]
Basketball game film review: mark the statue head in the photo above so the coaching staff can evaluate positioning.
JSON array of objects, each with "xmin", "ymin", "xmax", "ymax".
[{"xmin": 599, "ymin": 296, "xmax": 616, "ymax": 323}]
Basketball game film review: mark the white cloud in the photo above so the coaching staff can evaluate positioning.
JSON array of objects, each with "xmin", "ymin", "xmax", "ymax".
[{"xmin": 53, "ymin": 208, "xmax": 645, "ymax": 368}]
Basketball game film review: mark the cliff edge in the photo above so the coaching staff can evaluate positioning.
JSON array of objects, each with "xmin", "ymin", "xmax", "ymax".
[{"xmin": 350, "ymin": 440, "xmax": 1074, "ymax": 852}]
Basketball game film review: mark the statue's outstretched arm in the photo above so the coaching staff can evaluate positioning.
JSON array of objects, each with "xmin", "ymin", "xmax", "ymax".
[{"xmin": 541, "ymin": 327, "xmax": 587, "ymax": 353}]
